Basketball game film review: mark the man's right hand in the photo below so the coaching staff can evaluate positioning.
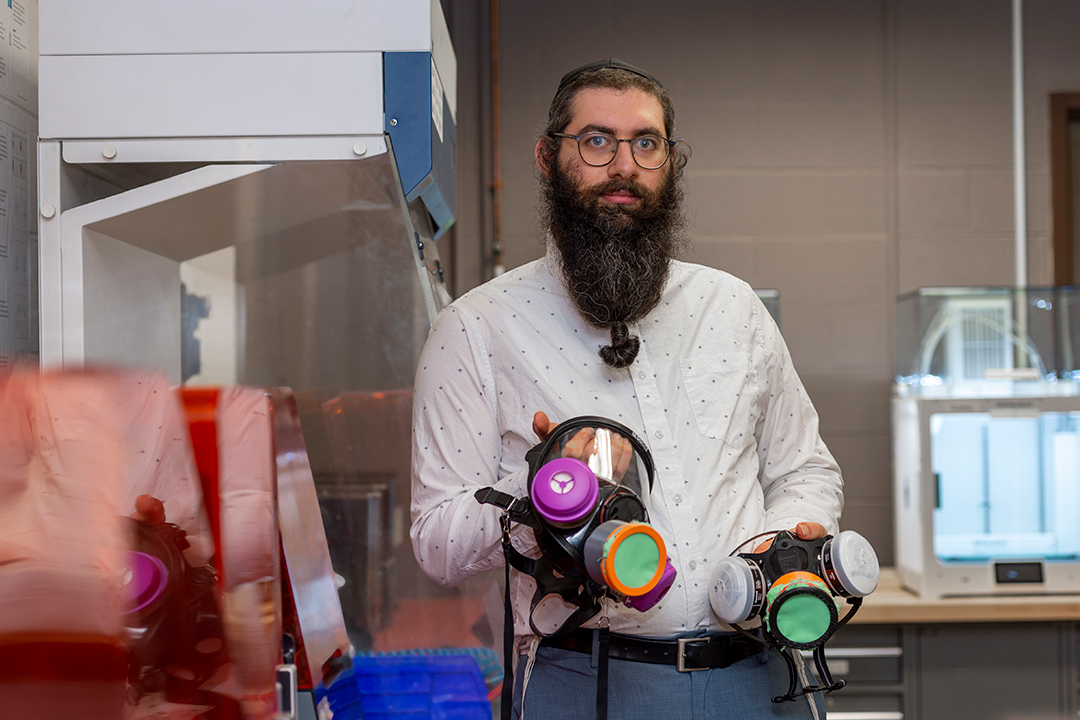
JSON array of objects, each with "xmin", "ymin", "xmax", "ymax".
[
  {"xmin": 532, "ymin": 411, "xmax": 633, "ymax": 481},
  {"xmin": 532, "ymin": 411, "xmax": 556, "ymax": 441},
  {"xmin": 534, "ymin": 411, "xmax": 596, "ymax": 459}
]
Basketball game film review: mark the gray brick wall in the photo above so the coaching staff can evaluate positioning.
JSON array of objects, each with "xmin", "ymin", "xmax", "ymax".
[{"xmin": 444, "ymin": 0, "xmax": 1080, "ymax": 564}]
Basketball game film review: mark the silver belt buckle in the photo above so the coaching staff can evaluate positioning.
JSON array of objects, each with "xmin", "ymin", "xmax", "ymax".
[{"xmin": 677, "ymin": 637, "xmax": 709, "ymax": 672}]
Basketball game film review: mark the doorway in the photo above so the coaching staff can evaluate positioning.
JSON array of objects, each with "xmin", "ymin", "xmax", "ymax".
[{"xmin": 1052, "ymin": 93, "xmax": 1080, "ymax": 285}]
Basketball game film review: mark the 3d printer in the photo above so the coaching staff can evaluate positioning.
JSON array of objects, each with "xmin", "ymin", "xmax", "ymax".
[{"xmin": 893, "ymin": 287, "xmax": 1080, "ymax": 598}]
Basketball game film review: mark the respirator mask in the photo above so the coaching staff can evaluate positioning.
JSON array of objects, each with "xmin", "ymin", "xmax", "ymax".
[
  {"xmin": 120, "ymin": 518, "xmax": 232, "ymax": 711},
  {"xmin": 476, "ymin": 416, "xmax": 677, "ymax": 637},
  {"xmin": 710, "ymin": 528, "xmax": 880, "ymax": 702}
]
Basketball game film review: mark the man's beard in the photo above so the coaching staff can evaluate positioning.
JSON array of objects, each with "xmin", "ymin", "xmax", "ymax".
[{"xmin": 540, "ymin": 157, "xmax": 687, "ymax": 367}]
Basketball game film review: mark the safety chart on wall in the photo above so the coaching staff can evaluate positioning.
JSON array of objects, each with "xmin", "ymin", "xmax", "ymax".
[
  {"xmin": 0, "ymin": 0, "xmax": 31, "ymax": 113},
  {"xmin": 0, "ymin": 96, "xmax": 33, "ymax": 369}
]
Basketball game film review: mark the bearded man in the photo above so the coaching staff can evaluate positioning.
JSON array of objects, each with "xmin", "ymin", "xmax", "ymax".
[{"xmin": 410, "ymin": 59, "xmax": 843, "ymax": 720}]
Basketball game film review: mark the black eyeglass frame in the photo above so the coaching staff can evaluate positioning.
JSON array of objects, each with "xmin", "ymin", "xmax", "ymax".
[{"xmin": 550, "ymin": 131, "xmax": 676, "ymax": 170}]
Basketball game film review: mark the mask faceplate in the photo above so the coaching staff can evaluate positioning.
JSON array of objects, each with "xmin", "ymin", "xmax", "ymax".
[{"xmin": 477, "ymin": 416, "xmax": 676, "ymax": 637}]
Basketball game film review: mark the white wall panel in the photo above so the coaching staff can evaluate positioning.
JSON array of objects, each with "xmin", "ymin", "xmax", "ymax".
[
  {"xmin": 39, "ymin": 52, "xmax": 384, "ymax": 139},
  {"xmin": 39, "ymin": 0, "xmax": 433, "ymax": 56}
]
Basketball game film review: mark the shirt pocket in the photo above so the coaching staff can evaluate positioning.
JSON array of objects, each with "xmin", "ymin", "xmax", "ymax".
[{"xmin": 680, "ymin": 356, "xmax": 756, "ymax": 449}]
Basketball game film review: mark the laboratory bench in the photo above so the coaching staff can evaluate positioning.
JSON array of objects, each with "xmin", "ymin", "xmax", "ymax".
[{"xmin": 819, "ymin": 569, "xmax": 1080, "ymax": 720}]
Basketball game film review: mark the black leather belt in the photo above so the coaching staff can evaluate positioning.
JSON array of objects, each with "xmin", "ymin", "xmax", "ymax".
[{"xmin": 541, "ymin": 628, "xmax": 764, "ymax": 672}]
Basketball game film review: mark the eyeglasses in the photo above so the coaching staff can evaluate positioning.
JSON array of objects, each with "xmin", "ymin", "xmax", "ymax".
[{"xmin": 551, "ymin": 131, "xmax": 674, "ymax": 170}]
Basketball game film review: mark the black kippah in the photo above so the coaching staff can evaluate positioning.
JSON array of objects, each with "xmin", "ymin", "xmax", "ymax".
[{"xmin": 556, "ymin": 58, "xmax": 663, "ymax": 94}]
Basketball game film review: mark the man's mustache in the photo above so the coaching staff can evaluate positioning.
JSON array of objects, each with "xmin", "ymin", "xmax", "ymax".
[{"xmin": 582, "ymin": 179, "xmax": 655, "ymax": 205}]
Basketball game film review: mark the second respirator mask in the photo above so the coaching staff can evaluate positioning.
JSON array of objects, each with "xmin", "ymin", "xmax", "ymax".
[
  {"xmin": 708, "ymin": 528, "xmax": 880, "ymax": 703},
  {"xmin": 710, "ymin": 529, "xmax": 879, "ymax": 648}
]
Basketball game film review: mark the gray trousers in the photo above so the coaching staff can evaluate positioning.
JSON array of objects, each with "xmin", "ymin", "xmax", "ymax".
[{"xmin": 513, "ymin": 642, "xmax": 826, "ymax": 720}]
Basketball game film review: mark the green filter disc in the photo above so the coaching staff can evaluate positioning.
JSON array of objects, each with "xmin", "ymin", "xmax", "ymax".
[
  {"xmin": 771, "ymin": 593, "xmax": 834, "ymax": 645},
  {"xmin": 765, "ymin": 575, "xmax": 838, "ymax": 648},
  {"xmin": 609, "ymin": 530, "xmax": 661, "ymax": 590}
]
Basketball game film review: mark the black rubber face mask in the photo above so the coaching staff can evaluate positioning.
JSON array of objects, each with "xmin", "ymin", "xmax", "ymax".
[{"xmin": 120, "ymin": 518, "xmax": 231, "ymax": 711}]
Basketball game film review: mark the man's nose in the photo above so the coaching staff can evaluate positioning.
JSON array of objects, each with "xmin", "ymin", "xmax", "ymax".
[{"xmin": 607, "ymin": 140, "xmax": 638, "ymax": 178}]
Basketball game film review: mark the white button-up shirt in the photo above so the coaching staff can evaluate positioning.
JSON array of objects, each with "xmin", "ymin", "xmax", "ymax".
[{"xmin": 410, "ymin": 250, "xmax": 843, "ymax": 638}]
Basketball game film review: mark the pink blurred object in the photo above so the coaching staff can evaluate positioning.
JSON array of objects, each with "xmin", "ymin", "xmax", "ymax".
[
  {"xmin": 271, "ymin": 388, "xmax": 352, "ymax": 691},
  {"xmin": 0, "ymin": 370, "xmax": 292, "ymax": 720},
  {"xmin": 179, "ymin": 387, "xmax": 282, "ymax": 720},
  {"xmin": 0, "ymin": 368, "xmax": 208, "ymax": 719}
]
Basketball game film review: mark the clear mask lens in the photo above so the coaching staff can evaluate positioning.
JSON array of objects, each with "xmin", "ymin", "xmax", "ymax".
[{"xmin": 534, "ymin": 423, "xmax": 652, "ymax": 509}]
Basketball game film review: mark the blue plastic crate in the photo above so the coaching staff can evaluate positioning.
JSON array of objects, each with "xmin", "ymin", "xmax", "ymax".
[{"xmin": 319, "ymin": 654, "xmax": 492, "ymax": 720}]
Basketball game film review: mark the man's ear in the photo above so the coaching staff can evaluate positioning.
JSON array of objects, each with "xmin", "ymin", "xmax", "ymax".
[{"xmin": 535, "ymin": 137, "xmax": 553, "ymax": 178}]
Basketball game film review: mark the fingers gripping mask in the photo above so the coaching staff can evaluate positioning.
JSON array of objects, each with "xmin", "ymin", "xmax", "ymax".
[
  {"xmin": 708, "ymin": 529, "xmax": 880, "ymax": 703},
  {"xmin": 475, "ymin": 417, "xmax": 677, "ymax": 637}
]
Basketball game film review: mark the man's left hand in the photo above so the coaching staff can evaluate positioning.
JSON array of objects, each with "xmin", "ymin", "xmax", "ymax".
[{"xmin": 752, "ymin": 522, "xmax": 827, "ymax": 553}]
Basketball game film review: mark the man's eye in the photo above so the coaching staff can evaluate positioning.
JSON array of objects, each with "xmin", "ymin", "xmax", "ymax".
[
  {"xmin": 634, "ymin": 136, "xmax": 660, "ymax": 151},
  {"xmin": 583, "ymin": 134, "xmax": 614, "ymax": 148}
]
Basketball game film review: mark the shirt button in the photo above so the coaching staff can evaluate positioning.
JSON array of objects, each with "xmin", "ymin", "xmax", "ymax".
[
  {"xmin": 654, "ymin": 430, "xmax": 664, "ymax": 440},
  {"xmin": 673, "ymin": 493, "xmax": 683, "ymax": 504},
  {"xmin": 688, "ymin": 560, "xmax": 698, "ymax": 571},
  {"xmin": 638, "ymin": 371, "xmax": 647, "ymax": 380}
]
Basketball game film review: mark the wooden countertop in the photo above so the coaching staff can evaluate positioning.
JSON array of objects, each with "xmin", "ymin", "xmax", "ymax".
[{"xmin": 848, "ymin": 569, "xmax": 1080, "ymax": 624}]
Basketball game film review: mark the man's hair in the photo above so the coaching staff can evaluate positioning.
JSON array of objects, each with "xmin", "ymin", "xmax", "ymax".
[{"xmin": 538, "ymin": 65, "xmax": 688, "ymax": 174}]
